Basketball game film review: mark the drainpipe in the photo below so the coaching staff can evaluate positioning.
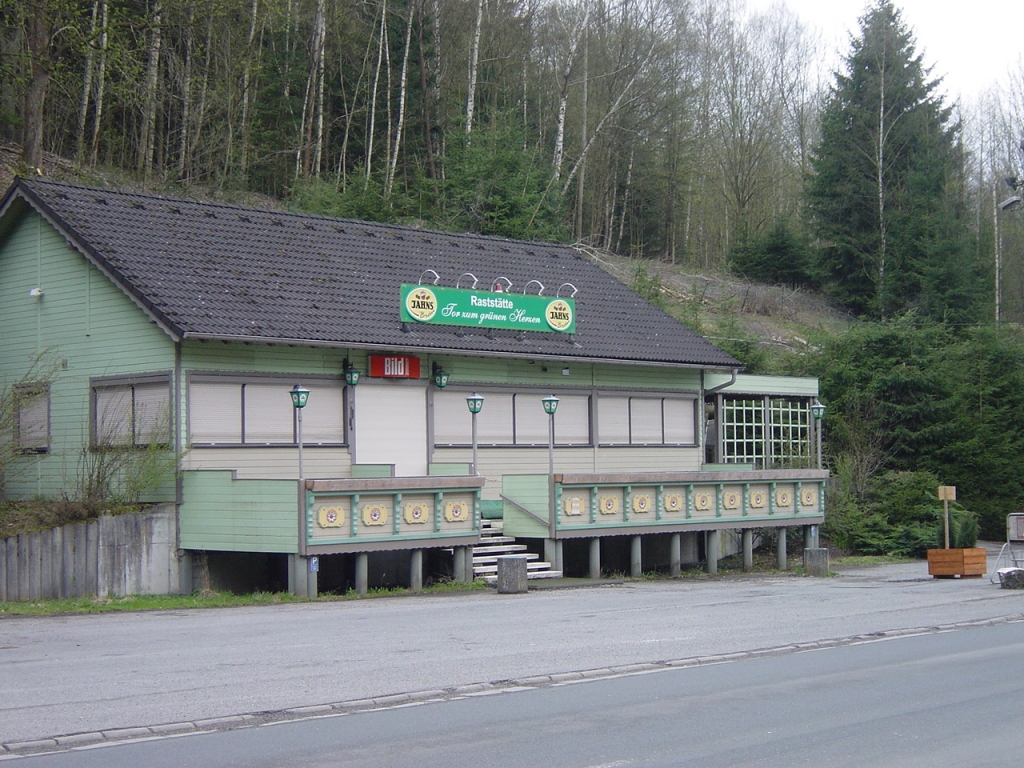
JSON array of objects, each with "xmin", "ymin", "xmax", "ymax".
[
  {"xmin": 704, "ymin": 367, "xmax": 739, "ymax": 396},
  {"xmin": 701, "ymin": 368, "xmax": 739, "ymax": 465}
]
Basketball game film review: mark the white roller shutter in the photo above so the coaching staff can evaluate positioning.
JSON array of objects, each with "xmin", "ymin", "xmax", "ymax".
[
  {"xmin": 95, "ymin": 386, "xmax": 132, "ymax": 445},
  {"xmin": 629, "ymin": 398, "xmax": 663, "ymax": 444},
  {"xmin": 303, "ymin": 381, "xmax": 345, "ymax": 444},
  {"xmin": 663, "ymin": 398, "xmax": 696, "ymax": 444},
  {"xmin": 189, "ymin": 382, "xmax": 242, "ymax": 444},
  {"xmin": 477, "ymin": 393, "xmax": 514, "ymax": 444},
  {"xmin": 134, "ymin": 382, "xmax": 171, "ymax": 443},
  {"xmin": 243, "ymin": 383, "xmax": 294, "ymax": 443},
  {"xmin": 554, "ymin": 395, "xmax": 590, "ymax": 445},
  {"xmin": 597, "ymin": 396, "xmax": 630, "ymax": 444},
  {"xmin": 433, "ymin": 390, "xmax": 474, "ymax": 444},
  {"xmin": 18, "ymin": 393, "xmax": 49, "ymax": 451},
  {"xmin": 514, "ymin": 393, "xmax": 550, "ymax": 445}
]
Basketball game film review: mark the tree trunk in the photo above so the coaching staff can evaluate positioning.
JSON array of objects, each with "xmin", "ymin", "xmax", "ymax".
[
  {"xmin": 553, "ymin": 6, "xmax": 587, "ymax": 181},
  {"xmin": 876, "ymin": 60, "xmax": 886, "ymax": 314},
  {"xmin": 311, "ymin": 0, "xmax": 326, "ymax": 177},
  {"xmin": 574, "ymin": 22, "xmax": 588, "ymax": 240},
  {"xmin": 88, "ymin": 0, "xmax": 108, "ymax": 167},
  {"xmin": 239, "ymin": 0, "xmax": 259, "ymax": 176},
  {"xmin": 365, "ymin": 0, "xmax": 387, "ymax": 182},
  {"xmin": 176, "ymin": 0, "xmax": 195, "ymax": 180},
  {"xmin": 76, "ymin": 0, "xmax": 100, "ymax": 163},
  {"xmin": 138, "ymin": 0, "xmax": 163, "ymax": 180},
  {"xmin": 465, "ymin": 0, "xmax": 483, "ymax": 136},
  {"xmin": 386, "ymin": 1, "xmax": 416, "ymax": 198},
  {"xmin": 191, "ymin": 14, "xmax": 213, "ymax": 179},
  {"xmin": 22, "ymin": 6, "xmax": 52, "ymax": 170}
]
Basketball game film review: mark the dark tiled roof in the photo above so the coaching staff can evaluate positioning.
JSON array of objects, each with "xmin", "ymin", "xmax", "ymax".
[{"xmin": 2, "ymin": 178, "xmax": 739, "ymax": 368}]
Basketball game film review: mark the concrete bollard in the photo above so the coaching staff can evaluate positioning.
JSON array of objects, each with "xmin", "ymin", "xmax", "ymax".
[
  {"xmin": 496, "ymin": 555, "xmax": 529, "ymax": 594},
  {"xmin": 803, "ymin": 547, "xmax": 829, "ymax": 577}
]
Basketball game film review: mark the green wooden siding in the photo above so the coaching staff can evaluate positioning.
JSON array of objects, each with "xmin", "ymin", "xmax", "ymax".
[
  {"xmin": 501, "ymin": 474, "xmax": 551, "ymax": 538},
  {"xmin": 179, "ymin": 471, "xmax": 299, "ymax": 552},
  {"xmin": 182, "ymin": 446, "xmax": 352, "ymax": 480},
  {"xmin": 0, "ymin": 212, "xmax": 175, "ymax": 499},
  {"xmin": 706, "ymin": 373, "xmax": 819, "ymax": 397},
  {"xmin": 182, "ymin": 341, "xmax": 347, "ymax": 374}
]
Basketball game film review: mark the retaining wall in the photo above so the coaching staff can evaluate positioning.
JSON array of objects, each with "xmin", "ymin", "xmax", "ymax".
[{"xmin": 0, "ymin": 504, "xmax": 179, "ymax": 601}]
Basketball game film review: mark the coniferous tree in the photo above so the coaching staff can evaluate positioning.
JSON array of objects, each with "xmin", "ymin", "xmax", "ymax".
[{"xmin": 807, "ymin": 1, "xmax": 982, "ymax": 321}]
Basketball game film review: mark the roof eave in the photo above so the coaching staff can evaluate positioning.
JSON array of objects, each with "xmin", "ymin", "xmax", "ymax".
[{"xmin": 180, "ymin": 332, "xmax": 739, "ymax": 370}]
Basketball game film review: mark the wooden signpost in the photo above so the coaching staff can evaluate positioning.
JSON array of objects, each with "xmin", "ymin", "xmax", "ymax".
[
  {"xmin": 927, "ymin": 485, "xmax": 986, "ymax": 578},
  {"xmin": 938, "ymin": 485, "xmax": 956, "ymax": 549}
]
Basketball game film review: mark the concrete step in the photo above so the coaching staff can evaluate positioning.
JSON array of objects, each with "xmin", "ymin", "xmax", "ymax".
[
  {"xmin": 473, "ymin": 552, "xmax": 540, "ymax": 565},
  {"xmin": 472, "ymin": 544, "xmax": 529, "ymax": 555},
  {"xmin": 474, "ymin": 560, "xmax": 552, "ymax": 575},
  {"xmin": 476, "ymin": 535, "xmax": 517, "ymax": 545}
]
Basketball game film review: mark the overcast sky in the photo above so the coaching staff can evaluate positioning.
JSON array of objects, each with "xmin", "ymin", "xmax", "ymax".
[{"xmin": 748, "ymin": 0, "xmax": 1023, "ymax": 102}]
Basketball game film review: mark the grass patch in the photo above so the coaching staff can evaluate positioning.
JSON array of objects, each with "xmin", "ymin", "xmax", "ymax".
[
  {"xmin": 0, "ymin": 499, "xmax": 144, "ymax": 539},
  {"xmin": 830, "ymin": 554, "xmax": 918, "ymax": 567},
  {"xmin": 0, "ymin": 580, "xmax": 491, "ymax": 616}
]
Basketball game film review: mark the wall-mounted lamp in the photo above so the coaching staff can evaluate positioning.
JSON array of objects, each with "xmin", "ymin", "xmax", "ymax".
[
  {"xmin": 343, "ymin": 359, "xmax": 361, "ymax": 386},
  {"xmin": 432, "ymin": 362, "xmax": 450, "ymax": 389},
  {"xmin": 28, "ymin": 287, "xmax": 43, "ymax": 298},
  {"xmin": 561, "ymin": 367, "xmax": 570, "ymax": 376}
]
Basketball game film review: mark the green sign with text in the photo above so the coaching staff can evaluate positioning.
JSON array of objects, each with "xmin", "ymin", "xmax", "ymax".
[{"xmin": 400, "ymin": 284, "xmax": 576, "ymax": 334}]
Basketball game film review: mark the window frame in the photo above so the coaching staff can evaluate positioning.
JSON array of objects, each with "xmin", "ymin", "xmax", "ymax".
[
  {"xmin": 186, "ymin": 373, "xmax": 349, "ymax": 447},
  {"xmin": 90, "ymin": 373, "xmax": 173, "ymax": 449},
  {"xmin": 431, "ymin": 387, "xmax": 593, "ymax": 448},
  {"xmin": 595, "ymin": 391, "xmax": 699, "ymax": 448}
]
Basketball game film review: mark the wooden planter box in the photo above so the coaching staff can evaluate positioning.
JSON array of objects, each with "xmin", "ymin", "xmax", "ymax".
[{"xmin": 927, "ymin": 548, "xmax": 986, "ymax": 578}]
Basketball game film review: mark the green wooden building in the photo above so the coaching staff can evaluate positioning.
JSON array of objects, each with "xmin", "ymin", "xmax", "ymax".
[{"xmin": 0, "ymin": 178, "xmax": 826, "ymax": 595}]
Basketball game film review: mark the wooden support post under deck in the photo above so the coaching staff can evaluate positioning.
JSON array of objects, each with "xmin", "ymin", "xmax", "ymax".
[
  {"xmin": 453, "ymin": 547, "xmax": 466, "ymax": 582},
  {"xmin": 742, "ymin": 529, "xmax": 753, "ymax": 572},
  {"xmin": 804, "ymin": 524, "xmax": 818, "ymax": 550},
  {"xmin": 777, "ymin": 528, "xmax": 788, "ymax": 571},
  {"xmin": 669, "ymin": 533, "xmax": 681, "ymax": 577},
  {"xmin": 410, "ymin": 549, "xmax": 423, "ymax": 592},
  {"xmin": 544, "ymin": 539, "xmax": 563, "ymax": 573},
  {"xmin": 631, "ymin": 536, "xmax": 642, "ymax": 578},
  {"xmin": 355, "ymin": 553, "xmax": 368, "ymax": 595},
  {"xmin": 589, "ymin": 538, "xmax": 601, "ymax": 579},
  {"xmin": 706, "ymin": 530, "xmax": 720, "ymax": 574}
]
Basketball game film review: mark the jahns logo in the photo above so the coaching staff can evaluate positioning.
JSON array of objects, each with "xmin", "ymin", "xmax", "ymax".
[
  {"xmin": 406, "ymin": 288, "xmax": 438, "ymax": 321},
  {"xmin": 545, "ymin": 299, "xmax": 573, "ymax": 331}
]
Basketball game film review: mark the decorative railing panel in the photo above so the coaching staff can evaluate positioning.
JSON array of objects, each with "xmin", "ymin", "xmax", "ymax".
[
  {"xmin": 304, "ymin": 476, "xmax": 485, "ymax": 554},
  {"xmin": 504, "ymin": 470, "xmax": 827, "ymax": 539}
]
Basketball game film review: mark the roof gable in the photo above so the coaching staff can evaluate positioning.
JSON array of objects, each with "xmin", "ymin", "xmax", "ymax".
[{"xmin": 1, "ymin": 178, "xmax": 740, "ymax": 368}]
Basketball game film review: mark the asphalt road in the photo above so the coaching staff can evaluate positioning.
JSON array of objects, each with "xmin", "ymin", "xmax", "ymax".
[
  {"xmin": 12, "ymin": 621, "xmax": 1024, "ymax": 767},
  {"xmin": 2, "ymin": 556, "xmax": 1023, "ymax": 754}
]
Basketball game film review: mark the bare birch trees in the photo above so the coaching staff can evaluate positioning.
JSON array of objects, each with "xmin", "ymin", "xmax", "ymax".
[{"xmin": 5, "ymin": 0, "xmax": 828, "ymax": 268}]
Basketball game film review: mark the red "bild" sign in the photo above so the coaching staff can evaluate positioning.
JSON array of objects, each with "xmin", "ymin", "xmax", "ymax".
[{"xmin": 368, "ymin": 355, "xmax": 421, "ymax": 379}]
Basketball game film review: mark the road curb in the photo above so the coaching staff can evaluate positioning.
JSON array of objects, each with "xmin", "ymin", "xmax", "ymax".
[{"xmin": 5, "ymin": 612, "xmax": 1023, "ymax": 757}]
